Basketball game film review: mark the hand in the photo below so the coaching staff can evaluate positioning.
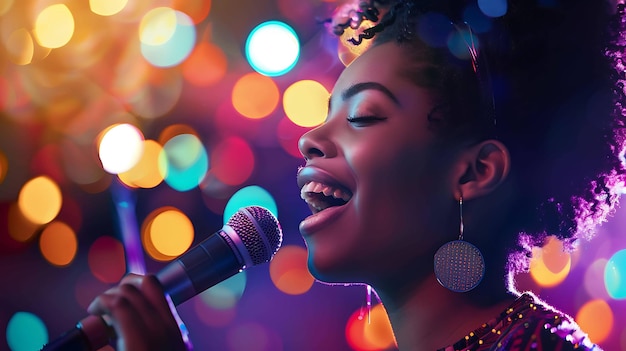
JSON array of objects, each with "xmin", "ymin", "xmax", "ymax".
[{"xmin": 87, "ymin": 273, "xmax": 190, "ymax": 351}]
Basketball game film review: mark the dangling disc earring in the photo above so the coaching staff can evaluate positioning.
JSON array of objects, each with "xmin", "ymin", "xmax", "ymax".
[{"xmin": 433, "ymin": 196, "xmax": 485, "ymax": 292}]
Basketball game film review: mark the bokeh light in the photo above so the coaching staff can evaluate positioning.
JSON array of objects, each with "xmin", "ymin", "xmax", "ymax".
[
  {"xmin": 39, "ymin": 221, "xmax": 77, "ymax": 267},
  {"xmin": 211, "ymin": 137, "xmax": 255, "ymax": 186},
  {"xmin": 139, "ymin": 7, "xmax": 177, "ymax": 45},
  {"xmin": 337, "ymin": 26, "xmax": 374, "ymax": 66},
  {"xmin": 8, "ymin": 203, "xmax": 39, "ymax": 243},
  {"xmin": 172, "ymin": 0, "xmax": 212, "ymax": 24},
  {"xmin": 199, "ymin": 272, "xmax": 247, "ymax": 310},
  {"xmin": 142, "ymin": 207, "xmax": 195, "ymax": 261},
  {"xmin": 34, "ymin": 4, "xmax": 74, "ymax": 49},
  {"xmin": 182, "ymin": 42, "xmax": 227, "ymax": 87},
  {"xmin": 98, "ymin": 123, "xmax": 145, "ymax": 174},
  {"xmin": 150, "ymin": 209, "xmax": 194, "ymax": 256},
  {"xmin": 529, "ymin": 236, "xmax": 571, "ymax": 287},
  {"xmin": 283, "ymin": 80, "xmax": 329, "ymax": 127},
  {"xmin": 6, "ymin": 311, "xmax": 48, "ymax": 351},
  {"xmin": 605, "ymin": 249, "xmax": 626, "ymax": 299},
  {"xmin": 18, "ymin": 176, "xmax": 62, "ymax": 225},
  {"xmin": 6, "ymin": 28, "xmax": 34, "ymax": 65},
  {"xmin": 478, "ymin": 0, "xmax": 508, "ymax": 18},
  {"xmin": 193, "ymin": 299, "xmax": 237, "ymax": 327},
  {"xmin": 584, "ymin": 258, "xmax": 610, "ymax": 300},
  {"xmin": 575, "ymin": 299, "xmax": 614, "ymax": 344},
  {"xmin": 270, "ymin": 245, "xmax": 314, "ymax": 295},
  {"xmin": 223, "ymin": 186, "xmax": 278, "ymax": 224},
  {"xmin": 416, "ymin": 12, "xmax": 452, "ymax": 48},
  {"xmin": 447, "ymin": 29, "xmax": 480, "ymax": 60},
  {"xmin": 118, "ymin": 140, "xmax": 165, "ymax": 189},
  {"xmin": 245, "ymin": 21, "xmax": 300, "ymax": 77},
  {"xmin": 88, "ymin": 236, "xmax": 126, "ymax": 283},
  {"xmin": 231, "ymin": 73, "xmax": 280, "ymax": 119},
  {"xmin": 160, "ymin": 134, "xmax": 209, "ymax": 192},
  {"xmin": 140, "ymin": 9, "xmax": 196, "ymax": 68},
  {"xmin": 158, "ymin": 124, "xmax": 199, "ymax": 145},
  {"xmin": 345, "ymin": 304, "xmax": 396, "ymax": 351},
  {"xmin": 90, "ymin": 0, "xmax": 128, "ymax": 16}
]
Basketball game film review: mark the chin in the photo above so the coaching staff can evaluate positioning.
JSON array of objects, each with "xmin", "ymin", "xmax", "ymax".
[{"xmin": 306, "ymin": 248, "xmax": 370, "ymax": 286}]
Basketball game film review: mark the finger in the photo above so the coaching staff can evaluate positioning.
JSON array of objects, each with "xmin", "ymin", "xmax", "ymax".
[
  {"xmin": 88, "ymin": 285, "xmax": 167, "ymax": 339},
  {"xmin": 138, "ymin": 275, "xmax": 180, "ymax": 324},
  {"xmin": 88, "ymin": 290, "xmax": 151, "ymax": 338},
  {"xmin": 88, "ymin": 274, "xmax": 178, "ymax": 331},
  {"xmin": 114, "ymin": 278, "xmax": 189, "ymax": 350},
  {"xmin": 111, "ymin": 274, "xmax": 179, "ymax": 327},
  {"xmin": 91, "ymin": 291, "xmax": 172, "ymax": 351},
  {"xmin": 118, "ymin": 273, "xmax": 144, "ymax": 286},
  {"xmin": 86, "ymin": 275, "xmax": 189, "ymax": 351},
  {"xmin": 86, "ymin": 273, "xmax": 144, "ymax": 315}
]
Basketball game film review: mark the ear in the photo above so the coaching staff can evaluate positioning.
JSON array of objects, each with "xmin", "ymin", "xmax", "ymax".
[{"xmin": 453, "ymin": 140, "xmax": 511, "ymax": 201}]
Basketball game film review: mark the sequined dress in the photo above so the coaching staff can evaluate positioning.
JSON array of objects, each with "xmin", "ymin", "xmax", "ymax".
[{"xmin": 438, "ymin": 293, "xmax": 602, "ymax": 351}]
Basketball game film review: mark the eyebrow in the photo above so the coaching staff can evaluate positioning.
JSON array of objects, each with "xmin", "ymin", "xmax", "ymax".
[{"xmin": 328, "ymin": 82, "xmax": 401, "ymax": 109}]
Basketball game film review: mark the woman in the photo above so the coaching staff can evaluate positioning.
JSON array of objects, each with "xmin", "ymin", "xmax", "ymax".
[{"xmin": 88, "ymin": 0, "xmax": 626, "ymax": 350}]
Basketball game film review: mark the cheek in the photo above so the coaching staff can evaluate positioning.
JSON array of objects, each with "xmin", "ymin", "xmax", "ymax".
[
  {"xmin": 352, "ymin": 140, "xmax": 443, "ymax": 202},
  {"xmin": 349, "ymin": 143, "xmax": 453, "ymax": 241}
]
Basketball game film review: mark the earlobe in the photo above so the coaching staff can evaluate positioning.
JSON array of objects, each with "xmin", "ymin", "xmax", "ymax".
[{"xmin": 457, "ymin": 140, "xmax": 511, "ymax": 200}]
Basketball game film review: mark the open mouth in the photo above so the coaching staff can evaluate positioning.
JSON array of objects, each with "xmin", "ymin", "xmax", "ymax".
[{"xmin": 300, "ymin": 181, "xmax": 352, "ymax": 213}]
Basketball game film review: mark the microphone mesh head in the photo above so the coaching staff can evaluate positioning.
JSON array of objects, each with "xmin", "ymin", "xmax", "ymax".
[{"xmin": 227, "ymin": 206, "xmax": 282, "ymax": 265}]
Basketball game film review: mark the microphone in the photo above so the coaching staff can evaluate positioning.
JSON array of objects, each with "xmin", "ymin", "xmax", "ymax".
[{"xmin": 41, "ymin": 206, "xmax": 282, "ymax": 351}]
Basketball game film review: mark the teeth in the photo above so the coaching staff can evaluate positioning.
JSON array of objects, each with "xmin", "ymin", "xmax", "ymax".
[
  {"xmin": 334, "ymin": 189, "xmax": 351, "ymax": 202},
  {"xmin": 300, "ymin": 181, "xmax": 352, "ymax": 208},
  {"xmin": 322, "ymin": 186, "xmax": 332, "ymax": 196},
  {"xmin": 313, "ymin": 183, "xmax": 323, "ymax": 193},
  {"xmin": 299, "ymin": 182, "xmax": 316, "ymax": 198}
]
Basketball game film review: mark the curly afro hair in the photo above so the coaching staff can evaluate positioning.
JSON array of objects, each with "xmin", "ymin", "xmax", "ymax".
[{"xmin": 327, "ymin": 0, "xmax": 626, "ymax": 277}]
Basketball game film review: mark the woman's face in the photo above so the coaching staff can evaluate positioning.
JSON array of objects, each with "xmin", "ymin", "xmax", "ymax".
[{"xmin": 297, "ymin": 41, "xmax": 462, "ymax": 285}]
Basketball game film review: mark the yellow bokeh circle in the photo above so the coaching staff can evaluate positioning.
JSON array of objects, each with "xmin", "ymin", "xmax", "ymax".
[
  {"xmin": 18, "ymin": 176, "xmax": 62, "ymax": 225},
  {"xmin": 118, "ymin": 139, "xmax": 165, "ymax": 188},
  {"xmin": 39, "ymin": 221, "xmax": 77, "ymax": 266},
  {"xmin": 283, "ymin": 80, "xmax": 329, "ymax": 127},
  {"xmin": 231, "ymin": 72, "xmax": 280, "ymax": 119},
  {"xmin": 529, "ymin": 236, "xmax": 571, "ymax": 288},
  {"xmin": 34, "ymin": 4, "xmax": 75, "ymax": 49},
  {"xmin": 142, "ymin": 207, "xmax": 194, "ymax": 261}
]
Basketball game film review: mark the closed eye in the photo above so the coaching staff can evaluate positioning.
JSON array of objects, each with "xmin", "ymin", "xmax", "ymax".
[{"xmin": 346, "ymin": 116, "xmax": 387, "ymax": 126}]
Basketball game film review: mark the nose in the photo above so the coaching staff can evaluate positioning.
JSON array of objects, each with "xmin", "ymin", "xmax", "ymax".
[{"xmin": 298, "ymin": 124, "xmax": 337, "ymax": 160}]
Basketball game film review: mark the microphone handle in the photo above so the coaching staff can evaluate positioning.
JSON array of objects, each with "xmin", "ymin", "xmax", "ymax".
[
  {"xmin": 40, "ymin": 328, "xmax": 89, "ymax": 351},
  {"xmin": 42, "ymin": 315, "xmax": 113, "ymax": 351},
  {"xmin": 41, "ymin": 227, "xmax": 243, "ymax": 351},
  {"xmin": 157, "ymin": 227, "xmax": 242, "ymax": 305}
]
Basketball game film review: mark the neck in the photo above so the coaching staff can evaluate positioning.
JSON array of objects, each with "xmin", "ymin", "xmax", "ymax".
[{"xmin": 374, "ymin": 274, "xmax": 515, "ymax": 351}]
